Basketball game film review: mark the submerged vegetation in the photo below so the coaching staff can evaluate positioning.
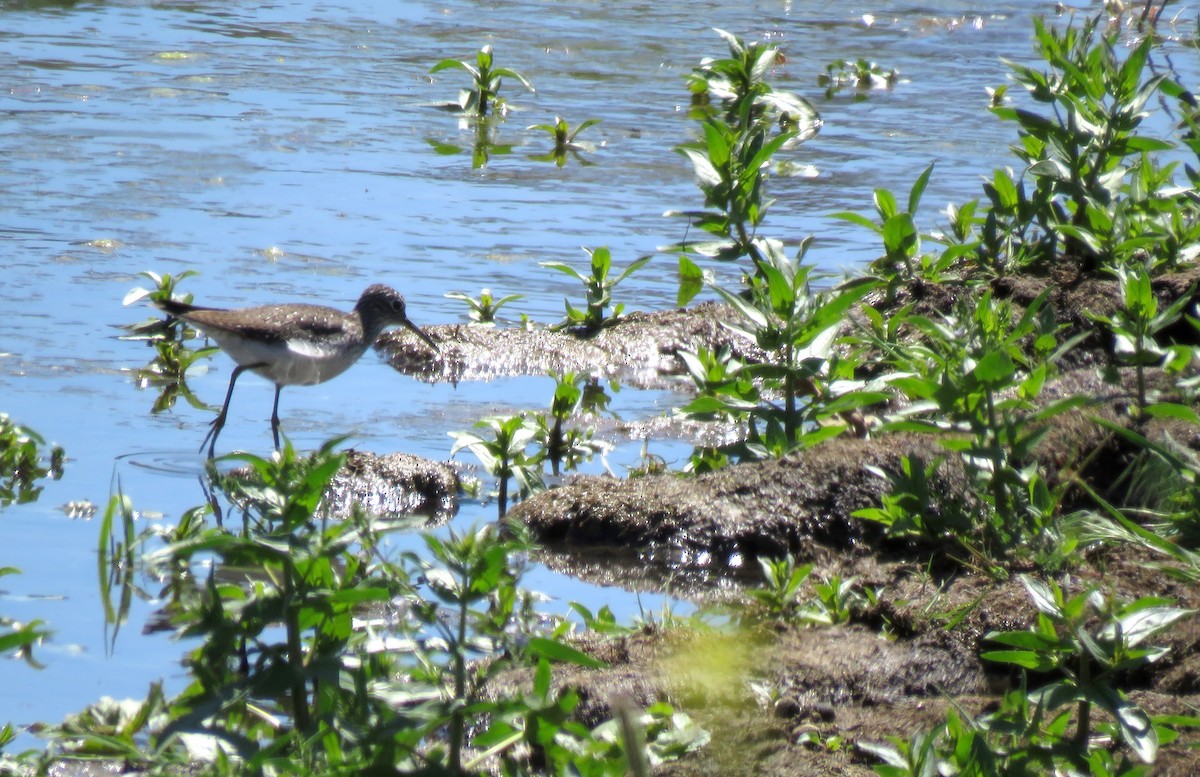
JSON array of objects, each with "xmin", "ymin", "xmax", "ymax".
[{"xmin": 9, "ymin": 8, "xmax": 1200, "ymax": 777}]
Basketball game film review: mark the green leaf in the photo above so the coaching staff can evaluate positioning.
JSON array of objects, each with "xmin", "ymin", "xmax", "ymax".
[
  {"xmin": 1123, "ymin": 136, "xmax": 1174, "ymax": 153},
  {"xmin": 326, "ymin": 587, "xmax": 392, "ymax": 605},
  {"xmin": 1054, "ymin": 224, "xmax": 1102, "ymax": 255},
  {"xmin": 972, "ymin": 350, "xmax": 1015, "ymax": 386},
  {"xmin": 1144, "ymin": 402, "xmax": 1200, "ymax": 425},
  {"xmin": 979, "ymin": 649, "xmax": 1057, "ymax": 671},
  {"xmin": 984, "ymin": 630, "xmax": 1061, "ymax": 651},
  {"xmin": 430, "ymin": 58, "xmax": 473, "ymax": 75},
  {"xmin": 986, "ymin": 169, "xmax": 1019, "ymax": 210},
  {"xmin": 712, "ymin": 282, "xmax": 769, "ymax": 331},
  {"xmin": 1107, "ymin": 605, "xmax": 1195, "ymax": 648},
  {"xmin": 882, "ymin": 214, "xmax": 917, "ymax": 257},
  {"xmin": 526, "ymin": 636, "xmax": 607, "ymax": 668},
  {"xmin": 1119, "ymin": 38, "xmax": 1151, "ymax": 100},
  {"xmin": 678, "ymin": 255, "xmax": 705, "ymax": 307},
  {"xmin": 700, "ymin": 120, "xmax": 731, "ymax": 167},
  {"xmin": 1090, "ymin": 684, "xmax": 1158, "ymax": 763},
  {"xmin": 539, "ymin": 260, "xmax": 588, "ymax": 284},
  {"xmin": 491, "ymin": 67, "xmax": 535, "ymax": 92},
  {"xmin": 742, "ymin": 131, "xmax": 798, "ymax": 185},
  {"xmin": 874, "ymin": 188, "xmax": 899, "ymax": 220},
  {"xmin": 678, "ymin": 147, "xmax": 724, "ymax": 190},
  {"xmin": 829, "ymin": 211, "xmax": 882, "ymax": 233},
  {"xmin": 907, "ymin": 162, "xmax": 935, "ymax": 214},
  {"xmin": 614, "ymin": 255, "xmax": 651, "ymax": 285},
  {"xmin": 1020, "ymin": 575, "xmax": 1063, "ymax": 618}
]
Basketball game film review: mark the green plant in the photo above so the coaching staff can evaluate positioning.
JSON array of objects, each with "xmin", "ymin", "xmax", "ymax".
[
  {"xmin": 853, "ymin": 454, "xmax": 970, "ymax": 542},
  {"xmin": 746, "ymin": 555, "xmax": 813, "ymax": 619},
  {"xmin": 685, "ymin": 243, "xmax": 882, "ymax": 464},
  {"xmin": 671, "ymin": 28, "xmax": 820, "ymax": 294},
  {"xmin": 995, "ymin": 16, "xmax": 1191, "ymax": 272},
  {"xmin": 430, "ymin": 44, "xmax": 534, "ymax": 117},
  {"xmin": 0, "ymin": 567, "xmax": 50, "ymax": 667},
  {"xmin": 818, "ymin": 58, "xmax": 898, "ymax": 97},
  {"xmin": 528, "ymin": 116, "xmax": 600, "ymax": 166},
  {"xmin": 131, "ymin": 339, "xmax": 217, "ymax": 414},
  {"xmin": 833, "ymin": 163, "xmax": 936, "ymax": 287},
  {"xmin": 96, "ymin": 491, "xmax": 141, "ymax": 653},
  {"xmin": 744, "ymin": 556, "xmax": 867, "ymax": 627},
  {"xmin": 1071, "ymin": 420, "xmax": 1200, "ymax": 579},
  {"xmin": 684, "ymin": 28, "xmax": 819, "ymax": 136},
  {"xmin": 677, "ymin": 345, "xmax": 759, "ymax": 426},
  {"xmin": 532, "ymin": 371, "xmax": 606, "ymax": 477},
  {"xmin": 116, "ymin": 439, "xmax": 695, "ymax": 774},
  {"xmin": 542, "ymin": 246, "xmax": 650, "ymax": 331},
  {"xmin": 428, "ymin": 117, "xmax": 518, "ymax": 169},
  {"xmin": 864, "ymin": 578, "xmax": 1195, "ymax": 774},
  {"xmin": 121, "ymin": 269, "xmax": 200, "ymax": 340},
  {"xmin": 865, "ymin": 291, "xmax": 1087, "ymax": 565},
  {"xmin": 450, "ymin": 413, "xmax": 545, "ymax": 517},
  {"xmin": 445, "ymin": 287, "xmax": 525, "ymax": 325},
  {"xmin": 149, "ymin": 439, "xmax": 392, "ymax": 749},
  {"xmin": 568, "ymin": 602, "xmax": 636, "ymax": 636},
  {"xmin": 0, "ymin": 414, "xmax": 63, "ymax": 508},
  {"xmin": 122, "ymin": 269, "xmax": 216, "ymax": 412},
  {"xmin": 807, "ymin": 573, "xmax": 865, "ymax": 626},
  {"xmin": 36, "ymin": 683, "xmax": 172, "ymax": 764},
  {"xmin": 1087, "ymin": 263, "xmax": 1194, "ymax": 418},
  {"xmin": 982, "ymin": 576, "xmax": 1192, "ymax": 767}
]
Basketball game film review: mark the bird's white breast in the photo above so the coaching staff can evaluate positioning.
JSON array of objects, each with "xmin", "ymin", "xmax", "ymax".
[{"xmin": 209, "ymin": 333, "xmax": 368, "ymax": 386}]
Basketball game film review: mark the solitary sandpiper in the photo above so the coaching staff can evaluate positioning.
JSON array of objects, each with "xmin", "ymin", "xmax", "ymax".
[{"xmin": 156, "ymin": 284, "xmax": 438, "ymax": 457}]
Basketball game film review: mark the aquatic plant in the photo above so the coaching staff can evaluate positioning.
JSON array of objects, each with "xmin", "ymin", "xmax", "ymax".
[
  {"xmin": 1072, "ymin": 420, "xmax": 1200, "ymax": 581},
  {"xmin": 531, "ymin": 371, "xmax": 606, "ymax": 477},
  {"xmin": 430, "ymin": 44, "xmax": 534, "ymax": 117},
  {"xmin": 833, "ymin": 162, "xmax": 935, "ymax": 288},
  {"xmin": 741, "ymin": 555, "xmax": 867, "ymax": 627},
  {"xmin": 681, "ymin": 242, "xmax": 882, "ymax": 468},
  {"xmin": 983, "ymin": 577, "xmax": 1191, "ymax": 765},
  {"xmin": 450, "ymin": 413, "xmax": 544, "ymax": 518},
  {"xmin": 528, "ymin": 115, "xmax": 601, "ymax": 166},
  {"xmin": 671, "ymin": 28, "xmax": 820, "ymax": 295},
  {"xmin": 994, "ymin": 17, "xmax": 1193, "ymax": 272},
  {"xmin": 542, "ymin": 246, "xmax": 650, "ymax": 332},
  {"xmin": 0, "ymin": 567, "xmax": 50, "ymax": 668},
  {"xmin": 122, "ymin": 270, "xmax": 216, "ymax": 412},
  {"xmin": 818, "ymin": 57, "xmax": 898, "ymax": 98},
  {"xmin": 865, "ymin": 578, "xmax": 1196, "ymax": 774},
  {"xmin": 120, "ymin": 269, "xmax": 200, "ymax": 341},
  {"xmin": 445, "ymin": 287, "xmax": 525, "ymax": 325},
  {"xmin": 0, "ymin": 414, "xmax": 63, "ymax": 508},
  {"xmin": 37, "ymin": 437, "xmax": 703, "ymax": 774}
]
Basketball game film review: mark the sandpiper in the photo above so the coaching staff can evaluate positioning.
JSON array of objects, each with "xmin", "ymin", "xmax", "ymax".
[{"xmin": 156, "ymin": 284, "xmax": 438, "ymax": 457}]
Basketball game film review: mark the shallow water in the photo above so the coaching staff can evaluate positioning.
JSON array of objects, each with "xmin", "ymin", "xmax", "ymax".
[{"xmin": 1, "ymin": 0, "xmax": 1196, "ymax": 744}]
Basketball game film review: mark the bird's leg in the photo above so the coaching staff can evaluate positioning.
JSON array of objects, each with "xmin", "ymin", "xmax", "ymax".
[
  {"xmin": 270, "ymin": 384, "xmax": 283, "ymax": 451},
  {"xmin": 201, "ymin": 365, "xmax": 249, "ymax": 458}
]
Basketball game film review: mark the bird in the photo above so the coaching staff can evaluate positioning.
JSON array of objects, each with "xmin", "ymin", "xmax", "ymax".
[{"xmin": 155, "ymin": 284, "xmax": 438, "ymax": 457}]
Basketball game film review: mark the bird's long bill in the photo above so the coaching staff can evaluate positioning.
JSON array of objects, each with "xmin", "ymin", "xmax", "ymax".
[{"xmin": 403, "ymin": 318, "xmax": 439, "ymax": 352}]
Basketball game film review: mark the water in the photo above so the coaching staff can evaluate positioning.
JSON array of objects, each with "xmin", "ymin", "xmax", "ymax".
[{"xmin": 1, "ymin": 0, "xmax": 1195, "ymax": 743}]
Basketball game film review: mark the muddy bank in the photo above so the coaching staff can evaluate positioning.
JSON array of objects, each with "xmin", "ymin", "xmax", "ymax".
[
  {"xmin": 509, "ymin": 366, "xmax": 1196, "ymax": 574},
  {"xmin": 492, "ymin": 545, "xmax": 1200, "ymax": 776},
  {"xmin": 325, "ymin": 450, "xmax": 459, "ymax": 523},
  {"xmin": 377, "ymin": 301, "xmax": 760, "ymax": 389}
]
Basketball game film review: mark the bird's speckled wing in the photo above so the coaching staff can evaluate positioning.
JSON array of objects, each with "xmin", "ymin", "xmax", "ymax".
[{"xmin": 166, "ymin": 302, "xmax": 351, "ymax": 342}]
